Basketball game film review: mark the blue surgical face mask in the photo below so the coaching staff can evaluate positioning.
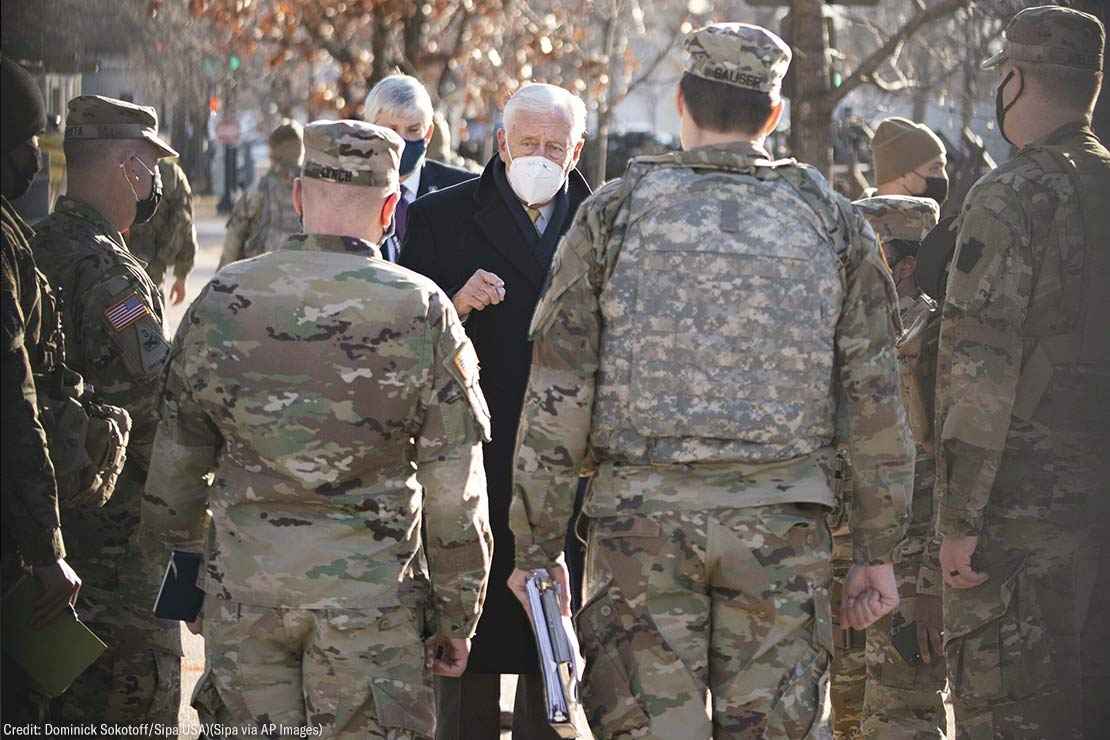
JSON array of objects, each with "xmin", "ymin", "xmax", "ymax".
[{"xmin": 399, "ymin": 137, "xmax": 426, "ymax": 176}]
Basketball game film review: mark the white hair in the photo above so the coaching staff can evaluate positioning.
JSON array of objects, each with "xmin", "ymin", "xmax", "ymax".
[
  {"xmin": 503, "ymin": 83, "xmax": 587, "ymax": 142},
  {"xmin": 364, "ymin": 74, "xmax": 434, "ymax": 126}
]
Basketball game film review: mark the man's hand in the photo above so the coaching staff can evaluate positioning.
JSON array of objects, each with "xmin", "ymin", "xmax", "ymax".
[
  {"xmin": 914, "ymin": 594, "xmax": 943, "ymax": 664},
  {"xmin": 508, "ymin": 561, "xmax": 571, "ymax": 619},
  {"xmin": 424, "ymin": 635, "xmax": 471, "ymax": 677},
  {"xmin": 31, "ymin": 558, "xmax": 81, "ymax": 627},
  {"xmin": 842, "ymin": 563, "xmax": 899, "ymax": 630},
  {"xmin": 169, "ymin": 278, "xmax": 187, "ymax": 306},
  {"xmin": 940, "ymin": 535, "xmax": 988, "ymax": 589},
  {"xmin": 185, "ymin": 616, "xmax": 203, "ymax": 636},
  {"xmin": 452, "ymin": 269, "xmax": 505, "ymax": 319}
]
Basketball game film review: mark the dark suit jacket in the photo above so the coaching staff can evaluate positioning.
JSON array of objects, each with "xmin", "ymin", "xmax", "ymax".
[
  {"xmin": 400, "ymin": 156, "xmax": 591, "ymax": 674},
  {"xmin": 383, "ymin": 159, "xmax": 475, "ymax": 262}
]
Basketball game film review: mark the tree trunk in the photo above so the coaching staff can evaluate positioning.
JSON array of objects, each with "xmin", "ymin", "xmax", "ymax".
[
  {"xmin": 593, "ymin": 4, "xmax": 622, "ymax": 186},
  {"xmin": 369, "ymin": 4, "xmax": 390, "ymax": 87},
  {"xmin": 912, "ymin": 47, "xmax": 931, "ymax": 123},
  {"xmin": 788, "ymin": 0, "xmax": 833, "ymax": 176}
]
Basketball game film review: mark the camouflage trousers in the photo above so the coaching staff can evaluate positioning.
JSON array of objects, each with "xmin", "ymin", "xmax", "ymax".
[
  {"xmin": 828, "ymin": 533, "xmax": 864, "ymax": 740},
  {"xmin": 49, "ymin": 477, "xmax": 183, "ymax": 732},
  {"xmin": 860, "ymin": 456, "xmax": 945, "ymax": 740},
  {"xmin": 942, "ymin": 520, "xmax": 1096, "ymax": 740},
  {"xmin": 202, "ymin": 598, "xmax": 434, "ymax": 739},
  {"xmin": 578, "ymin": 503, "xmax": 834, "ymax": 740},
  {"xmin": 859, "ymin": 544, "xmax": 946, "ymax": 740}
]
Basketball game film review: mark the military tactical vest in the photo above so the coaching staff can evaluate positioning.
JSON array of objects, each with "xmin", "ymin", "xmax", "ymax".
[
  {"xmin": 33, "ymin": 272, "xmax": 131, "ymax": 509},
  {"xmin": 1010, "ymin": 127, "xmax": 1110, "ymax": 432},
  {"xmin": 244, "ymin": 171, "xmax": 300, "ymax": 260},
  {"xmin": 591, "ymin": 155, "xmax": 851, "ymax": 465}
]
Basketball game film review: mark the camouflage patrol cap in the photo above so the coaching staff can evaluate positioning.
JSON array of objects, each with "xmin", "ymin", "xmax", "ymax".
[
  {"xmin": 684, "ymin": 23, "xmax": 792, "ymax": 98},
  {"xmin": 982, "ymin": 5, "xmax": 1104, "ymax": 71},
  {"xmin": 65, "ymin": 95, "xmax": 177, "ymax": 158},
  {"xmin": 302, "ymin": 119, "xmax": 402, "ymax": 190},
  {"xmin": 852, "ymin": 195, "xmax": 940, "ymax": 243}
]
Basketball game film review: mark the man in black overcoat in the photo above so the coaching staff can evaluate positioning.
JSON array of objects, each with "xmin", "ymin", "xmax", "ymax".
[{"xmin": 400, "ymin": 82, "xmax": 591, "ymax": 740}]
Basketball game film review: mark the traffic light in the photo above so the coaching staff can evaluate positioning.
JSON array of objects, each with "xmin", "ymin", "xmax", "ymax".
[{"xmin": 228, "ymin": 54, "xmax": 241, "ymax": 72}]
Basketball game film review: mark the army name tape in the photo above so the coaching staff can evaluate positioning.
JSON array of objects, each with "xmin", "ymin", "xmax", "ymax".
[
  {"xmin": 66, "ymin": 124, "xmax": 156, "ymax": 140},
  {"xmin": 302, "ymin": 162, "xmax": 384, "ymax": 187}
]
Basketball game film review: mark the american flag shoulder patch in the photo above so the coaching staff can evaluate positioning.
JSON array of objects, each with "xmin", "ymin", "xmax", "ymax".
[{"xmin": 104, "ymin": 292, "xmax": 151, "ymax": 332}]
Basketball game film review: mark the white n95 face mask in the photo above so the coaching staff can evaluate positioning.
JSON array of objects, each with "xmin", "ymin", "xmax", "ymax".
[{"xmin": 505, "ymin": 151, "xmax": 566, "ymax": 207}]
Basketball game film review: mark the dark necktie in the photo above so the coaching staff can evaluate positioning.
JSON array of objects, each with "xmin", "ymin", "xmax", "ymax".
[{"xmin": 395, "ymin": 187, "xmax": 411, "ymax": 244}]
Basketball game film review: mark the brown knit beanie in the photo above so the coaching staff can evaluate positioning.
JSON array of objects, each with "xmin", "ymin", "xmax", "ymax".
[{"xmin": 871, "ymin": 117, "xmax": 946, "ymax": 186}]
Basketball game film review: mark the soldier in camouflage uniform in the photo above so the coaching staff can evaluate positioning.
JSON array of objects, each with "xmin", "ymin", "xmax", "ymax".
[
  {"xmin": 30, "ymin": 95, "xmax": 180, "ymax": 730},
  {"xmin": 935, "ymin": 7, "xmax": 1110, "ymax": 739},
  {"xmin": 127, "ymin": 158, "xmax": 197, "ymax": 305},
  {"xmin": 1, "ymin": 55, "xmax": 83, "ymax": 723},
  {"xmin": 508, "ymin": 24, "xmax": 913, "ymax": 739},
  {"xmin": 851, "ymin": 196, "xmax": 948, "ymax": 740},
  {"xmin": 139, "ymin": 120, "xmax": 494, "ymax": 738},
  {"xmin": 217, "ymin": 119, "xmax": 303, "ymax": 269}
]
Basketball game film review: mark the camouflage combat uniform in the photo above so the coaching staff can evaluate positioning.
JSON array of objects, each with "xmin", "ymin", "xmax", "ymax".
[
  {"xmin": 936, "ymin": 9, "xmax": 1110, "ymax": 739},
  {"xmin": 852, "ymin": 196, "xmax": 947, "ymax": 740},
  {"xmin": 510, "ymin": 24, "xmax": 912, "ymax": 740},
  {"xmin": 828, "ymin": 195, "xmax": 941, "ymax": 740},
  {"xmin": 217, "ymin": 166, "xmax": 301, "ymax": 269},
  {"xmin": 140, "ymin": 121, "xmax": 494, "ymax": 739},
  {"xmin": 1, "ymin": 196, "xmax": 66, "ymax": 723},
  {"xmin": 30, "ymin": 96, "xmax": 180, "ymax": 729},
  {"xmin": 126, "ymin": 158, "xmax": 197, "ymax": 290}
]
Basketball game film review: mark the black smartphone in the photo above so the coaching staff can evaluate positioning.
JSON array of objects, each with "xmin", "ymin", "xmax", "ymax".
[{"xmin": 891, "ymin": 620, "xmax": 923, "ymax": 666}]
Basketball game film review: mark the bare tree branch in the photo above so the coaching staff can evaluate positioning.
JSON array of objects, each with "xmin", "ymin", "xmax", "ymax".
[
  {"xmin": 830, "ymin": 0, "xmax": 968, "ymax": 105},
  {"xmin": 619, "ymin": 23, "xmax": 685, "ymax": 102}
]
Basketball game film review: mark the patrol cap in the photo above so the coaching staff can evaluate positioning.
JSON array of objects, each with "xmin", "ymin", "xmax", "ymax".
[
  {"xmin": 301, "ymin": 120, "xmax": 403, "ymax": 191},
  {"xmin": 65, "ymin": 95, "xmax": 178, "ymax": 158},
  {"xmin": 852, "ymin": 195, "xmax": 940, "ymax": 243},
  {"xmin": 684, "ymin": 23, "xmax": 792, "ymax": 98},
  {"xmin": 982, "ymin": 5, "xmax": 1104, "ymax": 71}
]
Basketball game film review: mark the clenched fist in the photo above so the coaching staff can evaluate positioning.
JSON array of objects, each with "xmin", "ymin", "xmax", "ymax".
[{"xmin": 453, "ymin": 269, "xmax": 505, "ymax": 319}]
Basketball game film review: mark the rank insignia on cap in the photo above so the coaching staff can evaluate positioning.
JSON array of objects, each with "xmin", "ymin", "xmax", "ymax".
[{"xmin": 104, "ymin": 293, "xmax": 151, "ymax": 331}]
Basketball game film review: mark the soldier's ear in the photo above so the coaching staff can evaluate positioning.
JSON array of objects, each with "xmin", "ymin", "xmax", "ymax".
[
  {"xmin": 292, "ymin": 178, "xmax": 304, "ymax": 217},
  {"xmin": 379, "ymin": 190, "xmax": 399, "ymax": 229}
]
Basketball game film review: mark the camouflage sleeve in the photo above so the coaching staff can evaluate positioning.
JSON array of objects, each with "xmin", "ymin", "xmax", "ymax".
[
  {"xmin": 170, "ymin": 164, "xmax": 197, "ymax": 280},
  {"xmin": 1, "ymin": 239, "xmax": 65, "ymax": 563},
  {"xmin": 934, "ymin": 187, "xmax": 1029, "ymax": 537},
  {"xmin": 916, "ymin": 537, "xmax": 943, "ymax": 597},
  {"xmin": 510, "ymin": 183, "xmax": 622, "ymax": 572},
  {"xmin": 70, "ymin": 261, "xmax": 169, "ymax": 467},
  {"xmin": 416, "ymin": 290, "xmax": 493, "ymax": 638},
  {"xmin": 139, "ymin": 298, "xmax": 220, "ymax": 570},
  {"xmin": 836, "ymin": 207, "xmax": 913, "ymax": 563},
  {"xmin": 218, "ymin": 190, "xmax": 260, "ymax": 270}
]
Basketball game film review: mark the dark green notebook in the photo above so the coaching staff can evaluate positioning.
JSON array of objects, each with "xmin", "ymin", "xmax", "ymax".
[{"xmin": 2, "ymin": 576, "xmax": 108, "ymax": 697}]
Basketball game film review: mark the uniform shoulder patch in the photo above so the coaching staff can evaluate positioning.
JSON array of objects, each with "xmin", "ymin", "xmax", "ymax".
[
  {"xmin": 104, "ymin": 292, "xmax": 152, "ymax": 331},
  {"xmin": 452, "ymin": 342, "xmax": 480, "ymax": 386},
  {"xmin": 956, "ymin": 237, "xmax": 986, "ymax": 274}
]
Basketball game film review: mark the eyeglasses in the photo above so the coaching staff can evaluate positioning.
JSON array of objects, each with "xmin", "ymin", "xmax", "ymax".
[{"xmin": 122, "ymin": 154, "xmax": 156, "ymax": 177}]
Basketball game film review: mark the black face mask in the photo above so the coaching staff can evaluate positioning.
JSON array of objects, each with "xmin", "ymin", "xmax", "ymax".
[
  {"xmin": 995, "ymin": 69, "xmax": 1023, "ymax": 148},
  {"xmin": 917, "ymin": 175, "xmax": 949, "ymax": 206},
  {"xmin": 123, "ymin": 156, "xmax": 163, "ymax": 225},
  {"xmin": 2, "ymin": 142, "xmax": 41, "ymax": 201}
]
